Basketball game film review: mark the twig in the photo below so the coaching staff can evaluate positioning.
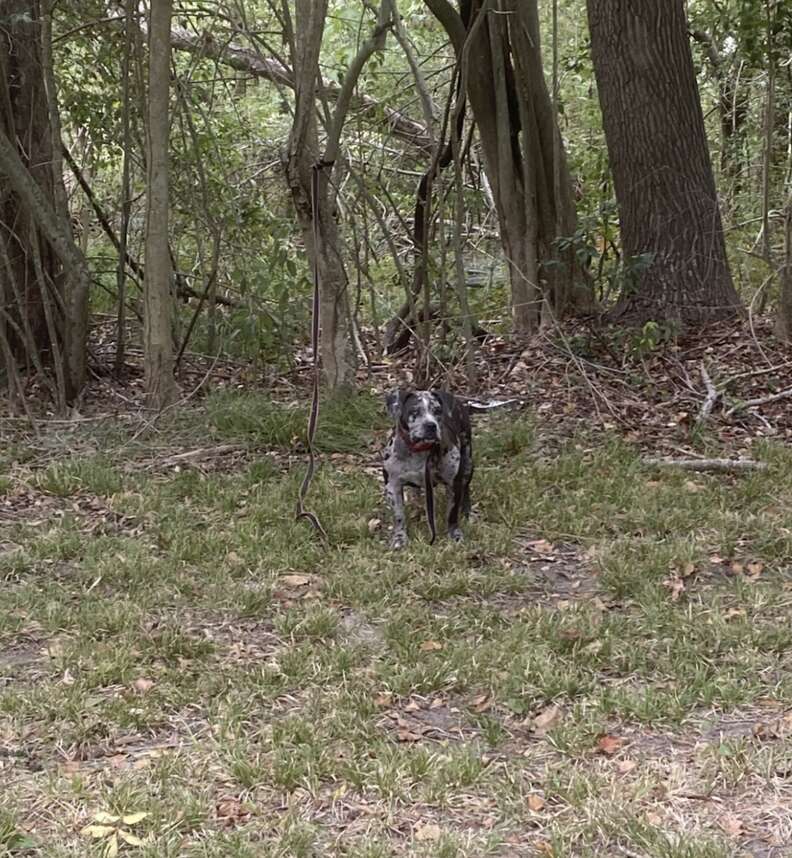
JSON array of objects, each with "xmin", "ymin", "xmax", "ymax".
[
  {"xmin": 159, "ymin": 444, "xmax": 245, "ymax": 466},
  {"xmin": 642, "ymin": 457, "xmax": 767, "ymax": 473},
  {"xmin": 724, "ymin": 385, "xmax": 792, "ymax": 418}
]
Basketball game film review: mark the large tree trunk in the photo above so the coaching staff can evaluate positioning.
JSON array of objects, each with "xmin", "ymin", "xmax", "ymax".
[
  {"xmin": 0, "ymin": 0, "xmax": 89, "ymax": 405},
  {"xmin": 144, "ymin": 0, "xmax": 178, "ymax": 408},
  {"xmin": 587, "ymin": 0, "xmax": 742, "ymax": 326},
  {"xmin": 425, "ymin": 0, "xmax": 591, "ymax": 336}
]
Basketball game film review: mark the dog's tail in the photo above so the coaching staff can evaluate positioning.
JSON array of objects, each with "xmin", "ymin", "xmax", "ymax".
[{"xmin": 464, "ymin": 398, "xmax": 522, "ymax": 414}]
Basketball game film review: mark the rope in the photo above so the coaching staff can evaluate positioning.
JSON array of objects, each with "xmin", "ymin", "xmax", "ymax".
[{"xmin": 295, "ymin": 161, "xmax": 331, "ymax": 543}]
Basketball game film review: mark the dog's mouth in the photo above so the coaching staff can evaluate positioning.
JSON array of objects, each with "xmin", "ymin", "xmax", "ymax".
[
  {"xmin": 398, "ymin": 426, "xmax": 438, "ymax": 453},
  {"xmin": 408, "ymin": 439, "xmax": 436, "ymax": 453}
]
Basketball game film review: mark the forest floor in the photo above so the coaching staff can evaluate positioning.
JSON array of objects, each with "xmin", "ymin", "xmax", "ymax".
[{"xmin": 2, "ymin": 318, "xmax": 792, "ymax": 857}]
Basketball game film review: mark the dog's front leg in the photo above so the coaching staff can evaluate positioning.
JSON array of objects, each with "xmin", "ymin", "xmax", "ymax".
[
  {"xmin": 446, "ymin": 483, "xmax": 464, "ymax": 543},
  {"xmin": 385, "ymin": 478, "xmax": 408, "ymax": 549}
]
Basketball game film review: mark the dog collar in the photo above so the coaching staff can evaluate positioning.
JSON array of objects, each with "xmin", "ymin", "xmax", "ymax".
[{"xmin": 398, "ymin": 425, "xmax": 436, "ymax": 454}]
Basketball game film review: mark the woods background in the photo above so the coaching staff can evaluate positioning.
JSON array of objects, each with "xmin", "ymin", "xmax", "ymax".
[{"xmin": 1, "ymin": 0, "xmax": 791, "ymax": 410}]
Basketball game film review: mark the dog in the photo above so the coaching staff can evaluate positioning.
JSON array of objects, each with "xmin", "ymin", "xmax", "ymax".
[{"xmin": 382, "ymin": 389, "xmax": 474, "ymax": 549}]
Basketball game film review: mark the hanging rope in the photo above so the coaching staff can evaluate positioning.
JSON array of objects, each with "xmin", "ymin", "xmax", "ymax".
[{"xmin": 295, "ymin": 160, "xmax": 332, "ymax": 543}]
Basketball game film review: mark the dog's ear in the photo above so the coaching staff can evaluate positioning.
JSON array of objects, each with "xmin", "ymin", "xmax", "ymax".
[
  {"xmin": 430, "ymin": 390, "xmax": 446, "ymax": 415},
  {"xmin": 385, "ymin": 389, "xmax": 407, "ymax": 421}
]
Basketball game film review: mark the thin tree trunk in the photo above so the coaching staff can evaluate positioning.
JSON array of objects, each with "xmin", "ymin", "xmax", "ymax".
[
  {"xmin": 144, "ymin": 0, "xmax": 178, "ymax": 408},
  {"xmin": 42, "ymin": 0, "xmax": 89, "ymax": 400},
  {"xmin": 285, "ymin": 0, "xmax": 393, "ymax": 389},
  {"xmin": 587, "ymin": 0, "xmax": 742, "ymax": 326},
  {"xmin": 116, "ymin": 1, "xmax": 134, "ymax": 376},
  {"xmin": 775, "ymin": 196, "xmax": 792, "ymax": 342}
]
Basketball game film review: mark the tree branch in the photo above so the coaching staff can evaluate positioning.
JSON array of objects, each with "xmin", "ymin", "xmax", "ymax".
[{"xmin": 165, "ymin": 23, "xmax": 431, "ymax": 152}]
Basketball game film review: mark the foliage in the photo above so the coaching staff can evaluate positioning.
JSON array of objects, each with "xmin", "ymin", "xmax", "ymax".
[{"xmin": 40, "ymin": 0, "xmax": 792, "ymax": 368}]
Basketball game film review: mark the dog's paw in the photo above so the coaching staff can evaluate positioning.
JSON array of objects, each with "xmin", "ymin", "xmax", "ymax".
[
  {"xmin": 390, "ymin": 532, "xmax": 408, "ymax": 550},
  {"xmin": 449, "ymin": 527, "xmax": 464, "ymax": 543}
]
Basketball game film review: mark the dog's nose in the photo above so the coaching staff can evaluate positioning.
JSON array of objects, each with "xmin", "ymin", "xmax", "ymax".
[{"xmin": 423, "ymin": 423, "xmax": 438, "ymax": 439}]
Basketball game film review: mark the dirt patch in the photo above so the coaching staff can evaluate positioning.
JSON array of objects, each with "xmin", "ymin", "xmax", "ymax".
[{"xmin": 378, "ymin": 695, "xmax": 481, "ymax": 744}]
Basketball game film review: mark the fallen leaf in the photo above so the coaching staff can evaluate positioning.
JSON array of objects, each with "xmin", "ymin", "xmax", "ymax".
[
  {"xmin": 662, "ymin": 574, "xmax": 685, "ymax": 601},
  {"xmin": 397, "ymin": 729, "xmax": 423, "ymax": 742},
  {"xmin": 644, "ymin": 811, "xmax": 663, "ymax": 826},
  {"xmin": 532, "ymin": 704, "xmax": 563, "ymax": 734},
  {"xmin": 527, "ymin": 794, "xmax": 545, "ymax": 812},
  {"xmin": 414, "ymin": 822, "xmax": 442, "ymax": 841},
  {"xmin": 470, "ymin": 694, "xmax": 491, "ymax": 713},
  {"xmin": 419, "ymin": 640, "xmax": 443, "ymax": 652},
  {"xmin": 81, "ymin": 825, "xmax": 116, "ymax": 839},
  {"xmin": 745, "ymin": 561, "xmax": 764, "ymax": 579},
  {"xmin": 680, "ymin": 562, "xmax": 696, "ymax": 578},
  {"xmin": 280, "ymin": 574, "xmax": 312, "ymax": 587},
  {"xmin": 526, "ymin": 539, "xmax": 555, "ymax": 555},
  {"xmin": 215, "ymin": 797, "xmax": 250, "ymax": 828},
  {"xmin": 717, "ymin": 813, "xmax": 744, "ymax": 838},
  {"xmin": 616, "ymin": 759, "xmax": 637, "ymax": 774},
  {"xmin": 367, "ymin": 517, "xmax": 381, "ymax": 533},
  {"xmin": 374, "ymin": 692, "xmax": 392, "ymax": 707},
  {"xmin": 121, "ymin": 812, "xmax": 148, "ymax": 826},
  {"xmin": 104, "ymin": 835, "xmax": 119, "ymax": 858},
  {"xmin": 118, "ymin": 830, "xmax": 146, "ymax": 846},
  {"xmin": 596, "ymin": 733, "xmax": 625, "ymax": 755},
  {"xmin": 132, "ymin": 677, "xmax": 154, "ymax": 694}
]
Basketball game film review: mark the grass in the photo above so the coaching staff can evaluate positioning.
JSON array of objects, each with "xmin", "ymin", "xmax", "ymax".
[{"xmin": 1, "ymin": 391, "xmax": 792, "ymax": 856}]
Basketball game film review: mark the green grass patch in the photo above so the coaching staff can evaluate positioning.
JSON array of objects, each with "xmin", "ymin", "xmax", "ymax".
[{"xmin": 1, "ymin": 396, "xmax": 790, "ymax": 855}]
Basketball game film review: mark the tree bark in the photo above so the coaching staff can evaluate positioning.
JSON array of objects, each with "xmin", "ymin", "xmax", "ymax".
[
  {"xmin": 144, "ymin": 0, "xmax": 178, "ymax": 408},
  {"xmin": 425, "ymin": 0, "xmax": 591, "ymax": 336},
  {"xmin": 0, "ymin": 4, "xmax": 58, "ymax": 371},
  {"xmin": 285, "ymin": 0, "xmax": 393, "ymax": 389},
  {"xmin": 0, "ymin": 0, "xmax": 90, "ymax": 404},
  {"xmin": 587, "ymin": 0, "xmax": 743, "ymax": 326},
  {"xmin": 775, "ymin": 195, "xmax": 792, "ymax": 342}
]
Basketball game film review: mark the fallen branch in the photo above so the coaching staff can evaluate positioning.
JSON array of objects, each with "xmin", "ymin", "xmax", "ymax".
[
  {"xmin": 695, "ymin": 362, "xmax": 720, "ymax": 426},
  {"xmin": 160, "ymin": 444, "xmax": 245, "ymax": 466},
  {"xmin": 724, "ymin": 385, "xmax": 792, "ymax": 418},
  {"xmin": 642, "ymin": 457, "xmax": 767, "ymax": 473}
]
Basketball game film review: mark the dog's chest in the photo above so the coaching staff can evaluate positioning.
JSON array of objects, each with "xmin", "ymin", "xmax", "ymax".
[{"xmin": 383, "ymin": 438, "xmax": 461, "ymax": 488}]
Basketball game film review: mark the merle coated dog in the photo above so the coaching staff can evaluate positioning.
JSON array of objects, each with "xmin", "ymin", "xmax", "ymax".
[{"xmin": 382, "ymin": 389, "xmax": 473, "ymax": 549}]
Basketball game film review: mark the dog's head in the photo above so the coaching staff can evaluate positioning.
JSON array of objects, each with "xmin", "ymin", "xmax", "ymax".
[{"xmin": 385, "ymin": 389, "xmax": 444, "ymax": 450}]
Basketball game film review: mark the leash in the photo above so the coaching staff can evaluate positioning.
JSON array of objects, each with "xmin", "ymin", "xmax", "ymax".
[
  {"xmin": 295, "ymin": 161, "xmax": 332, "ymax": 543},
  {"xmin": 396, "ymin": 426, "xmax": 438, "ymax": 545},
  {"xmin": 424, "ymin": 456, "xmax": 437, "ymax": 545}
]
